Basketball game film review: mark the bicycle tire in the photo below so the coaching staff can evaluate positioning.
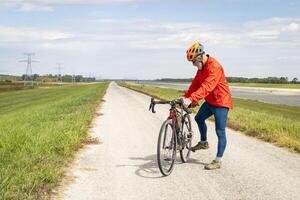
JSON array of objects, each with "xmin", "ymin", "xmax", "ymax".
[
  {"xmin": 157, "ymin": 119, "xmax": 176, "ymax": 176},
  {"xmin": 180, "ymin": 114, "xmax": 192, "ymax": 163}
]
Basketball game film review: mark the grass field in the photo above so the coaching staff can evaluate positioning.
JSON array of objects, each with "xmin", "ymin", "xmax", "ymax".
[
  {"xmin": 229, "ymin": 82, "xmax": 300, "ymax": 89},
  {"xmin": 118, "ymin": 82, "xmax": 300, "ymax": 153},
  {"xmin": 0, "ymin": 81, "xmax": 73, "ymax": 92},
  {"xmin": 0, "ymin": 81, "xmax": 35, "ymax": 92},
  {"xmin": 0, "ymin": 82, "xmax": 109, "ymax": 199}
]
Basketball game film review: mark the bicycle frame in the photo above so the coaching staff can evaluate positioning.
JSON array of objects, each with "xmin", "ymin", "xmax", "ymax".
[{"xmin": 168, "ymin": 106, "xmax": 182, "ymax": 135}]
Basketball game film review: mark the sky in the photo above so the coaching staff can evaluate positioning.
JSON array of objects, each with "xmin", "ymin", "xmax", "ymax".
[{"xmin": 0, "ymin": 0, "xmax": 299, "ymax": 80}]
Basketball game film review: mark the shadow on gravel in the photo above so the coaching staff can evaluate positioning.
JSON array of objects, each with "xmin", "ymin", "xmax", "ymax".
[
  {"xmin": 116, "ymin": 154, "xmax": 163, "ymax": 179},
  {"xmin": 186, "ymin": 158, "xmax": 208, "ymax": 166},
  {"xmin": 116, "ymin": 154, "xmax": 208, "ymax": 179}
]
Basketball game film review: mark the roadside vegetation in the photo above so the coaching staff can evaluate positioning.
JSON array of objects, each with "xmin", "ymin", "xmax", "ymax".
[
  {"xmin": 0, "ymin": 81, "xmax": 35, "ymax": 92},
  {"xmin": 0, "ymin": 74, "xmax": 96, "ymax": 83},
  {"xmin": 118, "ymin": 82, "xmax": 300, "ymax": 153},
  {"xmin": 0, "ymin": 82, "xmax": 109, "ymax": 199},
  {"xmin": 0, "ymin": 73, "xmax": 98, "ymax": 93},
  {"xmin": 0, "ymin": 81, "xmax": 75, "ymax": 92},
  {"xmin": 229, "ymin": 82, "xmax": 300, "ymax": 89},
  {"xmin": 153, "ymin": 76, "xmax": 300, "ymax": 89},
  {"xmin": 136, "ymin": 80, "xmax": 300, "ymax": 89}
]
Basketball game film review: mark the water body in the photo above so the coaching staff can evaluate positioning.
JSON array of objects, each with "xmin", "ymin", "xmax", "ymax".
[{"xmin": 134, "ymin": 81, "xmax": 300, "ymax": 107}]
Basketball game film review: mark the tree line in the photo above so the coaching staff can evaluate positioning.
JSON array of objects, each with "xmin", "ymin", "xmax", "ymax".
[
  {"xmin": 226, "ymin": 76, "xmax": 298, "ymax": 84},
  {"xmin": 156, "ymin": 76, "xmax": 299, "ymax": 84},
  {"xmin": 0, "ymin": 74, "xmax": 96, "ymax": 83}
]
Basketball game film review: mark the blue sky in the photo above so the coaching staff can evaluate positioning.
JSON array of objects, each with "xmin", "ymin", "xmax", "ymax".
[{"xmin": 0, "ymin": 0, "xmax": 299, "ymax": 80}]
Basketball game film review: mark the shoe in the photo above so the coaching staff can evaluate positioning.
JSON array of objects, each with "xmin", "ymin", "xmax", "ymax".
[
  {"xmin": 190, "ymin": 141, "xmax": 209, "ymax": 152},
  {"xmin": 204, "ymin": 160, "xmax": 221, "ymax": 170}
]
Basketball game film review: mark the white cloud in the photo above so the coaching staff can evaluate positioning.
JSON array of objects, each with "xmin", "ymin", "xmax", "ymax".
[
  {"xmin": 284, "ymin": 22, "xmax": 299, "ymax": 31},
  {"xmin": 1, "ymin": 0, "xmax": 149, "ymax": 11},
  {"xmin": 248, "ymin": 30, "xmax": 280, "ymax": 40},
  {"xmin": 85, "ymin": 17, "xmax": 300, "ymax": 48},
  {"xmin": 1, "ymin": 17, "xmax": 299, "ymax": 51},
  {"xmin": 17, "ymin": 3, "xmax": 54, "ymax": 11},
  {"xmin": 1, "ymin": 16, "xmax": 300, "ymax": 49},
  {"xmin": 0, "ymin": 17, "xmax": 299, "ymax": 79},
  {"xmin": 0, "ymin": 26, "xmax": 74, "ymax": 43},
  {"xmin": 2, "ymin": 0, "xmax": 207, "ymax": 12}
]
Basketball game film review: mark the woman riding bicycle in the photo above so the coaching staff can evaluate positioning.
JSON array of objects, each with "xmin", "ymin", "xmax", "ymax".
[{"xmin": 181, "ymin": 42, "xmax": 233, "ymax": 170}]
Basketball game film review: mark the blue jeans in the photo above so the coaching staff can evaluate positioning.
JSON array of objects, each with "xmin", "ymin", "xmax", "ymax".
[{"xmin": 194, "ymin": 101, "xmax": 229, "ymax": 158}]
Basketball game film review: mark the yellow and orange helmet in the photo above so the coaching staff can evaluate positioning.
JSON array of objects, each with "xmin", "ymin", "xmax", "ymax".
[{"xmin": 186, "ymin": 42, "xmax": 205, "ymax": 62}]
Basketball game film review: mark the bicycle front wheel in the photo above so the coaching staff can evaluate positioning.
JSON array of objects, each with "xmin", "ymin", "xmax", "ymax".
[{"xmin": 157, "ymin": 119, "xmax": 176, "ymax": 176}]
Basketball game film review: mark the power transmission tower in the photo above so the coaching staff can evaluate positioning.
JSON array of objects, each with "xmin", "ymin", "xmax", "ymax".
[
  {"xmin": 56, "ymin": 63, "xmax": 63, "ymax": 84},
  {"xmin": 19, "ymin": 53, "xmax": 39, "ymax": 86}
]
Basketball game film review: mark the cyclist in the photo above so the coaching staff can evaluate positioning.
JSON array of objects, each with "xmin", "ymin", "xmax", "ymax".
[{"xmin": 181, "ymin": 42, "xmax": 233, "ymax": 170}]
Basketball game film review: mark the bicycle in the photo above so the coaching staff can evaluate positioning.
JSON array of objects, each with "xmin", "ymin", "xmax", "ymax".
[{"xmin": 149, "ymin": 97, "xmax": 195, "ymax": 176}]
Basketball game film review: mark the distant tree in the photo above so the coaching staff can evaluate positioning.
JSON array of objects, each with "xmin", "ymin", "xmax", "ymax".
[
  {"xmin": 279, "ymin": 77, "xmax": 288, "ymax": 83},
  {"xmin": 292, "ymin": 77, "xmax": 298, "ymax": 83},
  {"xmin": 62, "ymin": 75, "xmax": 73, "ymax": 82},
  {"xmin": 33, "ymin": 74, "xmax": 39, "ymax": 81},
  {"xmin": 75, "ymin": 75, "xmax": 83, "ymax": 82}
]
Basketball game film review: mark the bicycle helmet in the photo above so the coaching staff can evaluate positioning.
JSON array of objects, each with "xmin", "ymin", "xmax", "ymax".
[{"xmin": 186, "ymin": 42, "xmax": 205, "ymax": 62}]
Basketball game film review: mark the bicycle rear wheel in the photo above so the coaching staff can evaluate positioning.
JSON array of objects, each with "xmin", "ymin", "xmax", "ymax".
[
  {"xmin": 180, "ymin": 114, "xmax": 192, "ymax": 163},
  {"xmin": 157, "ymin": 119, "xmax": 176, "ymax": 176}
]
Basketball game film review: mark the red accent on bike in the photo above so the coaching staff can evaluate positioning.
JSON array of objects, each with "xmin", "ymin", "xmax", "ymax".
[{"xmin": 168, "ymin": 110, "xmax": 175, "ymax": 119}]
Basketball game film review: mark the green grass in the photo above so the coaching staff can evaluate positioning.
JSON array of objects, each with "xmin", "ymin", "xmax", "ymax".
[
  {"xmin": 229, "ymin": 82, "xmax": 300, "ymax": 89},
  {"xmin": 0, "ymin": 81, "xmax": 78, "ymax": 93},
  {"xmin": 0, "ymin": 81, "xmax": 35, "ymax": 92},
  {"xmin": 0, "ymin": 82, "xmax": 109, "ymax": 199},
  {"xmin": 118, "ymin": 82, "xmax": 300, "ymax": 153}
]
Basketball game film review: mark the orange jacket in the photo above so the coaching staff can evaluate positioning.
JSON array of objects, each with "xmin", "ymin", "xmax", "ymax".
[{"xmin": 184, "ymin": 55, "xmax": 233, "ymax": 109}]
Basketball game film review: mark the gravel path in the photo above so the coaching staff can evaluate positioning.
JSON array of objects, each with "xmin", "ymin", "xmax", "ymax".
[{"xmin": 57, "ymin": 82, "xmax": 300, "ymax": 200}]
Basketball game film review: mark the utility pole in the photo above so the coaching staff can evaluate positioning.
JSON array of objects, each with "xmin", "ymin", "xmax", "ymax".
[
  {"xmin": 19, "ymin": 53, "xmax": 39, "ymax": 86},
  {"xmin": 56, "ymin": 63, "xmax": 63, "ymax": 84}
]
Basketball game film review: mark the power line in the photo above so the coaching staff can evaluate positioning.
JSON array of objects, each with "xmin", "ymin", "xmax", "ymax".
[{"xmin": 19, "ymin": 53, "xmax": 39, "ymax": 86}]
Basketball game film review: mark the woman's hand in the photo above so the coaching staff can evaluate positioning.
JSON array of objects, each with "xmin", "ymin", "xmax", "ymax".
[{"xmin": 180, "ymin": 97, "xmax": 192, "ymax": 108}]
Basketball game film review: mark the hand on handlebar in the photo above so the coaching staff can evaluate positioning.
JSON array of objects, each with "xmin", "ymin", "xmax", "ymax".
[
  {"xmin": 149, "ymin": 97, "xmax": 199, "ymax": 114},
  {"xmin": 180, "ymin": 97, "xmax": 192, "ymax": 108}
]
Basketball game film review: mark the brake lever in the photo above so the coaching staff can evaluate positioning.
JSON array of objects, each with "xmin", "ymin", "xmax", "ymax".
[
  {"xmin": 149, "ymin": 97, "xmax": 156, "ymax": 113},
  {"xmin": 149, "ymin": 103, "xmax": 156, "ymax": 113}
]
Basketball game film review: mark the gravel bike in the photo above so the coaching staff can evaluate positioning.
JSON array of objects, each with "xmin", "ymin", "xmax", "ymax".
[{"xmin": 149, "ymin": 97, "xmax": 194, "ymax": 176}]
